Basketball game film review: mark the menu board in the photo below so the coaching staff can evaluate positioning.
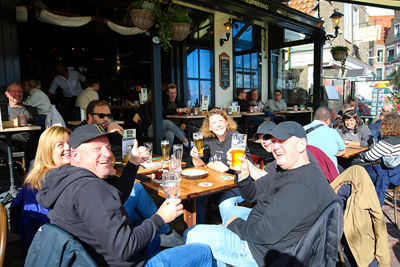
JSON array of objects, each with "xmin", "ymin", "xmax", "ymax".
[
  {"xmin": 356, "ymin": 81, "xmax": 391, "ymax": 116},
  {"xmin": 219, "ymin": 53, "xmax": 230, "ymax": 90}
]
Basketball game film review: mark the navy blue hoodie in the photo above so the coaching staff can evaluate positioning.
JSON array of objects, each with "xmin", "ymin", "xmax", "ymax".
[{"xmin": 36, "ymin": 163, "xmax": 164, "ymax": 267}]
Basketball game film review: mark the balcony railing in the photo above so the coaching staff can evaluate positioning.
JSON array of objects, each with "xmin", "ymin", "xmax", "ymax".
[
  {"xmin": 388, "ymin": 55, "xmax": 394, "ymax": 61},
  {"xmin": 368, "ymin": 58, "xmax": 373, "ymax": 65},
  {"xmin": 395, "ymin": 33, "xmax": 400, "ymax": 40}
]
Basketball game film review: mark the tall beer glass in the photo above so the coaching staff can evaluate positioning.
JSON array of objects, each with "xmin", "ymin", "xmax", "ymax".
[
  {"xmin": 231, "ymin": 133, "xmax": 247, "ymax": 170},
  {"xmin": 161, "ymin": 140, "xmax": 170, "ymax": 160},
  {"xmin": 193, "ymin": 132, "xmax": 204, "ymax": 156}
]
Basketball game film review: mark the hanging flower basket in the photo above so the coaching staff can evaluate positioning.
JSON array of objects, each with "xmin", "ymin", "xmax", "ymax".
[
  {"xmin": 331, "ymin": 50, "xmax": 347, "ymax": 62},
  {"xmin": 129, "ymin": 9, "xmax": 156, "ymax": 31},
  {"xmin": 171, "ymin": 22, "xmax": 191, "ymax": 41}
]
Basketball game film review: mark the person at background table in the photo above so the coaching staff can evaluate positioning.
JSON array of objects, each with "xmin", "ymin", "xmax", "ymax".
[
  {"xmin": 337, "ymin": 97, "xmax": 356, "ymax": 117},
  {"xmin": 75, "ymin": 76, "xmax": 100, "ymax": 111},
  {"xmin": 248, "ymin": 89, "xmax": 275, "ymax": 122},
  {"xmin": 336, "ymin": 110, "xmax": 372, "ymax": 147},
  {"xmin": 22, "ymin": 77, "xmax": 51, "ymax": 127},
  {"xmin": 185, "ymin": 121, "xmax": 338, "ymax": 267},
  {"xmin": 235, "ymin": 88, "xmax": 266, "ymax": 128},
  {"xmin": 362, "ymin": 113, "xmax": 400, "ymax": 206},
  {"xmin": 48, "ymin": 62, "xmax": 87, "ymax": 122},
  {"xmin": 79, "ymin": 100, "xmax": 123, "ymax": 134},
  {"xmin": 304, "ymin": 106, "xmax": 345, "ymax": 172},
  {"xmin": 36, "ymin": 124, "xmax": 212, "ymax": 266},
  {"xmin": 10, "ymin": 126, "xmax": 71, "ymax": 260},
  {"xmin": 0, "ymin": 83, "xmax": 36, "ymax": 154},
  {"xmin": 133, "ymin": 90, "xmax": 190, "ymax": 149},
  {"xmin": 266, "ymin": 89, "xmax": 287, "ymax": 111},
  {"xmin": 163, "ymin": 83, "xmax": 190, "ymax": 130}
]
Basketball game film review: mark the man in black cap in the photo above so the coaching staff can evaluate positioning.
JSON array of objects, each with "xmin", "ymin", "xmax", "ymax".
[
  {"xmin": 36, "ymin": 124, "xmax": 213, "ymax": 267},
  {"xmin": 186, "ymin": 121, "xmax": 337, "ymax": 266}
]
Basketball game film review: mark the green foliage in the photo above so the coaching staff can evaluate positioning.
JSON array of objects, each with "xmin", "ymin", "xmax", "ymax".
[
  {"xmin": 172, "ymin": 12, "xmax": 192, "ymax": 24},
  {"xmin": 128, "ymin": 0, "xmax": 156, "ymax": 11},
  {"xmin": 330, "ymin": 45, "xmax": 349, "ymax": 53},
  {"xmin": 386, "ymin": 67, "xmax": 400, "ymax": 112},
  {"xmin": 154, "ymin": 6, "xmax": 174, "ymax": 51}
]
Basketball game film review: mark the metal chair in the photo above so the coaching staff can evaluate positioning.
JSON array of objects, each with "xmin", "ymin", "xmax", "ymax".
[{"xmin": 386, "ymin": 185, "xmax": 400, "ymax": 227}]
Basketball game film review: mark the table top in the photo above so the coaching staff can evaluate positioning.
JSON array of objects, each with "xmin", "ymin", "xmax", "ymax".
[
  {"xmin": 273, "ymin": 110, "xmax": 313, "ymax": 114},
  {"xmin": 111, "ymin": 105, "xmax": 140, "ymax": 109},
  {"xmin": 340, "ymin": 145, "xmax": 369, "ymax": 158},
  {"xmin": 0, "ymin": 123, "xmax": 41, "ymax": 133},
  {"xmin": 67, "ymin": 120, "xmax": 124, "ymax": 126},
  {"xmin": 240, "ymin": 112, "xmax": 264, "ymax": 116},
  {"xmin": 115, "ymin": 157, "xmax": 188, "ymax": 175},
  {"xmin": 140, "ymin": 167, "xmax": 236, "ymax": 200}
]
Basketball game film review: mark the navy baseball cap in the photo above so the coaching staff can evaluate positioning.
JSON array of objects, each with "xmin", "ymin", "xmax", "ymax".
[
  {"xmin": 263, "ymin": 121, "xmax": 307, "ymax": 140},
  {"xmin": 253, "ymin": 121, "xmax": 277, "ymax": 140},
  {"xmin": 69, "ymin": 124, "xmax": 117, "ymax": 149}
]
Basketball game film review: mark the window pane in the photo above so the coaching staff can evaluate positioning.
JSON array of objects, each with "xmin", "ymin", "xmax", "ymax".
[
  {"xmin": 252, "ymin": 70, "xmax": 258, "ymax": 88},
  {"xmin": 236, "ymin": 55, "xmax": 242, "ymax": 68},
  {"xmin": 188, "ymin": 79, "xmax": 199, "ymax": 104},
  {"xmin": 251, "ymin": 53, "xmax": 258, "ymax": 69},
  {"xmin": 244, "ymin": 74, "xmax": 250, "ymax": 88},
  {"xmin": 236, "ymin": 71, "xmax": 243, "ymax": 88},
  {"xmin": 200, "ymin": 49, "xmax": 211, "ymax": 79},
  {"xmin": 243, "ymin": 54, "xmax": 250, "ymax": 69},
  {"xmin": 187, "ymin": 49, "xmax": 199, "ymax": 78},
  {"xmin": 200, "ymin": 80, "xmax": 211, "ymax": 98}
]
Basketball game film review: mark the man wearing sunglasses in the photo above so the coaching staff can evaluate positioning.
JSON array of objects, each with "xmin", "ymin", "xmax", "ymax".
[{"xmin": 80, "ymin": 100, "xmax": 123, "ymax": 134}]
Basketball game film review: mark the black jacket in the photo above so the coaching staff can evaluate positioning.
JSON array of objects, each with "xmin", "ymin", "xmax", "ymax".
[{"xmin": 36, "ymin": 163, "xmax": 164, "ymax": 267}]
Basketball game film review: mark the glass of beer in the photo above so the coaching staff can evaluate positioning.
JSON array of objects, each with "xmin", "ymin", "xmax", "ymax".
[
  {"xmin": 161, "ymin": 140, "xmax": 170, "ymax": 161},
  {"xmin": 162, "ymin": 171, "xmax": 179, "ymax": 203},
  {"xmin": 144, "ymin": 142, "xmax": 153, "ymax": 163},
  {"xmin": 231, "ymin": 133, "xmax": 247, "ymax": 170},
  {"xmin": 193, "ymin": 132, "xmax": 204, "ymax": 157}
]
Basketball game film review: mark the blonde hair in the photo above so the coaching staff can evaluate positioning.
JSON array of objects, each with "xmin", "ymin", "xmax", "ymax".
[
  {"xmin": 200, "ymin": 108, "xmax": 237, "ymax": 138},
  {"xmin": 24, "ymin": 126, "xmax": 71, "ymax": 190}
]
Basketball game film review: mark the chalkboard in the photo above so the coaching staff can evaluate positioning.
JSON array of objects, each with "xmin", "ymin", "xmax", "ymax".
[{"xmin": 219, "ymin": 53, "xmax": 230, "ymax": 90}]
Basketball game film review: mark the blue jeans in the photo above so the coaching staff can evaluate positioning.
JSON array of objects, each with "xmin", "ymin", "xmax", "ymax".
[
  {"xmin": 148, "ymin": 120, "xmax": 186, "ymax": 152},
  {"xmin": 145, "ymin": 243, "xmax": 215, "ymax": 267},
  {"xmin": 124, "ymin": 182, "xmax": 170, "ymax": 235},
  {"xmin": 185, "ymin": 205, "xmax": 255, "ymax": 267}
]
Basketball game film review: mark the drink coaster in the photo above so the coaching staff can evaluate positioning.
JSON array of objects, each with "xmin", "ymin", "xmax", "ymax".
[
  {"xmin": 221, "ymin": 175, "xmax": 234, "ymax": 181},
  {"xmin": 198, "ymin": 182, "xmax": 213, "ymax": 187}
]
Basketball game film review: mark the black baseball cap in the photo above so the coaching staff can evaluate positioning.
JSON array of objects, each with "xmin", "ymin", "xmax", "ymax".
[
  {"xmin": 253, "ymin": 121, "xmax": 277, "ymax": 140},
  {"xmin": 69, "ymin": 124, "xmax": 117, "ymax": 149},
  {"xmin": 263, "ymin": 121, "xmax": 307, "ymax": 140}
]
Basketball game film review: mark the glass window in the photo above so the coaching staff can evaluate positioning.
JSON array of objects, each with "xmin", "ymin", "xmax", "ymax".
[
  {"xmin": 397, "ymin": 44, "xmax": 400, "ymax": 58},
  {"xmin": 395, "ymin": 23, "xmax": 400, "ymax": 39},
  {"xmin": 200, "ymin": 49, "xmax": 211, "ymax": 79},
  {"xmin": 376, "ymin": 68, "xmax": 383, "ymax": 80},
  {"xmin": 187, "ymin": 49, "xmax": 199, "ymax": 78},
  {"xmin": 344, "ymin": 4, "xmax": 352, "ymax": 42},
  {"xmin": 388, "ymin": 49, "xmax": 394, "ymax": 61},
  {"xmin": 377, "ymin": 49, "xmax": 384, "ymax": 63}
]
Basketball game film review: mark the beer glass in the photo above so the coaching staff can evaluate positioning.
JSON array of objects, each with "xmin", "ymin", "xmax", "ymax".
[
  {"xmin": 193, "ymin": 132, "xmax": 204, "ymax": 156},
  {"xmin": 144, "ymin": 142, "xmax": 153, "ymax": 163},
  {"xmin": 231, "ymin": 133, "xmax": 247, "ymax": 170},
  {"xmin": 162, "ymin": 171, "xmax": 179, "ymax": 203},
  {"xmin": 161, "ymin": 140, "xmax": 170, "ymax": 160},
  {"xmin": 173, "ymin": 144, "xmax": 183, "ymax": 171},
  {"xmin": 122, "ymin": 145, "xmax": 132, "ymax": 165}
]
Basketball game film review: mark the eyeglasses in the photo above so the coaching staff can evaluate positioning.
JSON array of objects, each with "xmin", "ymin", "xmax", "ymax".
[
  {"xmin": 91, "ymin": 113, "xmax": 112, "ymax": 119},
  {"xmin": 7, "ymin": 90, "xmax": 23, "ymax": 94}
]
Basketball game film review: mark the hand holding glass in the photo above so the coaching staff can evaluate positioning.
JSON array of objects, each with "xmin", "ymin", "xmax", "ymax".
[{"xmin": 231, "ymin": 133, "xmax": 247, "ymax": 170}]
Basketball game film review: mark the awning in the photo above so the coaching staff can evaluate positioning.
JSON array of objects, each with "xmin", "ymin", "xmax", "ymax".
[{"xmin": 332, "ymin": 0, "xmax": 400, "ymax": 10}]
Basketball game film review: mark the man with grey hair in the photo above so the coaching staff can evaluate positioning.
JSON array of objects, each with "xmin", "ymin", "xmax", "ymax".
[{"xmin": 304, "ymin": 106, "xmax": 345, "ymax": 171}]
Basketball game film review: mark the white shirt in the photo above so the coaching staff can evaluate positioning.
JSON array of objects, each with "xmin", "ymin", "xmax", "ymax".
[
  {"xmin": 49, "ymin": 70, "xmax": 86, "ymax": 97},
  {"xmin": 75, "ymin": 87, "xmax": 99, "ymax": 110},
  {"xmin": 267, "ymin": 99, "xmax": 287, "ymax": 111},
  {"xmin": 23, "ymin": 88, "xmax": 51, "ymax": 116}
]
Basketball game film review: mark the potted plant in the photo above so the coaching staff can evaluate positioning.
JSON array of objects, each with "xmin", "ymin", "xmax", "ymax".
[
  {"xmin": 171, "ymin": 11, "xmax": 192, "ymax": 41},
  {"xmin": 129, "ymin": 0, "xmax": 157, "ymax": 31},
  {"xmin": 331, "ymin": 46, "xmax": 349, "ymax": 76}
]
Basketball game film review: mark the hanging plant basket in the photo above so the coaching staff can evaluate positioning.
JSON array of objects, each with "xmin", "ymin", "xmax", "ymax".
[
  {"xmin": 171, "ymin": 23, "xmax": 191, "ymax": 41},
  {"xmin": 331, "ymin": 50, "xmax": 347, "ymax": 62},
  {"xmin": 129, "ymin": 9, "xmax": 156, "ymax": 31}
]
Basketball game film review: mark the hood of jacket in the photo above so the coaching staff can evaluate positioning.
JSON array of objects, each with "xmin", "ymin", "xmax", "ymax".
[{"xmin": 37, "ymin": 165, "xmax": 98, "ymax": 209}]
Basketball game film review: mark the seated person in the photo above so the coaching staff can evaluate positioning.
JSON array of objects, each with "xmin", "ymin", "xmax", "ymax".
[
  {"xmin": 80, "ymin": 100, "xmax": 123, "ymax": 134},
  {"xmin": 75, "ymin": 77, "xmax": 100, "ymax": 111},
  {"xmin": 36, "ymin": 124, "xmax": 213, "ymax": 266},
  {"xmin": 336, "ymin": 110, "xmax": 372, "ymax": 147},
  {"xmin": 22, "ymin": 77, "xmax": 51, "ymax": 127},
  {"xmin": 162, "ymin": 83, "xmax": 191, "ymax": 131},
  {"xmin": 266, "ymin": 89, "xmax": 287, "ymax": 111},
  {"xmin": 368, "ymin": 111, "xmax": 389, "ymax": 143},
  {"xmin": 362, "ymin": 113, "xmax": 400, "ymax": 205},
  {"xmin": 185, "ymin": 121, "xmax": 338, "ymax": 266},
  {"xmin": 249, "ymin": 89, "xmax": 274, "ymax": 122},
  {"xmin": 235, "ymin": 88, "xmax": 265, "ymax": 127},
  {"xmin": 0, "ymin": 83, "xmax": 36, "ymax": 153},
  {"xmin": 10, "ymin": 126, "xmax": 71, "ymax": 259},
  {"xmin": 133, "ymin": 90, "xmax": 189, "ymax": 151}
]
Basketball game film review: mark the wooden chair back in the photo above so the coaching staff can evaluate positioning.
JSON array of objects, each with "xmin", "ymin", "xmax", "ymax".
[
  {"xmin": 386, "ymin": 185, "xmax": 400, "ymax": 227},
  {"xmin": 0, "ymin": 204, "xmax": 7, "ymax": 267}
]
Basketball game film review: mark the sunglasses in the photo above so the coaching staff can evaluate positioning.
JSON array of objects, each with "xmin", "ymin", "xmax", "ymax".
[{"xmin": 91, "ymin": 113, "xmax": 112, "ymax": 119}]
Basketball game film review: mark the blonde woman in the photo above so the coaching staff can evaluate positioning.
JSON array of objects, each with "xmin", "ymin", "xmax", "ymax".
[{"xmin": 10, "ymin": 126, "xmax": 71, "ymax": 258}]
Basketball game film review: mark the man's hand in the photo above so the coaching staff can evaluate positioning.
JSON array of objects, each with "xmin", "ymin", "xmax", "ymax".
[
  {"xmin": 156, "ymin": 199, "xmax": 184, "ymax": 223},
  {"xmin": 107, "ymin": 122, "xmax": 124, "ymax": 135},
  {"xmin": 133, "ymin": 113, "xmax": 141, "ymax": 124},
  {"xmin": 225, "ymin": 216, "xmax": 237, "ymax": 227},
  {"xmin": 129, "ymin": 140, "xmax": 150, "ymax": 165},
  {"xmin": 226, "ymin": 149, "xmax": 250, "ymax": 180}
]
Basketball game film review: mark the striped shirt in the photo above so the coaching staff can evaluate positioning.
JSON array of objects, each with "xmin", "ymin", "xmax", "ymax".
[{"xmin": 365, "ymin": 136, "xmax": 400, "ymax": 162}]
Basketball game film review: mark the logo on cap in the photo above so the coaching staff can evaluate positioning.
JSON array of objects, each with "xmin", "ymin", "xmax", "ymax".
[{"xmin": 95, "ymin": 124, "xmax": 106, "ymax": 134}]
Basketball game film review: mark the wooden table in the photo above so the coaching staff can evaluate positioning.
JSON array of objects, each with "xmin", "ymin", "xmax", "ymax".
[
  {"xmin": 273, "ymin": 110, "xmax": 313, "ymax": 125},
  {"xmin": 0, "ymin": 123, "xmax": 41, "ymax": 197},
  {"xmin": 340, "ymin": 145, "xmax": 369, "ymax": 158},
  {"xmin": 140, "ymin": 167, "xmax": 236, "ymax": 227},
  {"xmin": 239, "ymin": 112, "xmax": 264, "ymax": 116}
]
